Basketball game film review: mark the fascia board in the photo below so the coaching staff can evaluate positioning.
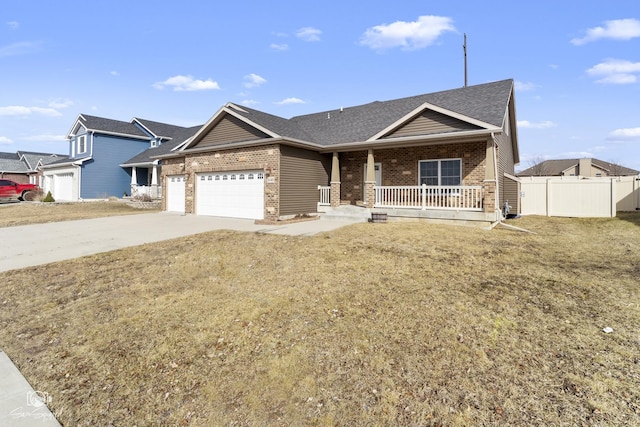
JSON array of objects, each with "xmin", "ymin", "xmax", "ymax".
[
  {"xmin": 131, "ymin": 118, "xmax": 158, "ymax": 138},
  {"xmin": 367, "ymin": 102, "xmax": 502, "ymax": 142},
  {"xmin": 66, "ymin": 114, "xmax": 87, "ymax": 139}
]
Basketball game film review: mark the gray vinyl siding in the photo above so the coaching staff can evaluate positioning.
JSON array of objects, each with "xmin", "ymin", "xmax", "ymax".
[
  {"xmin": 384, "ymin": 109, "xmax": 480, "ymax": 138},
  {"xmin": 279, "ymin": 145, "xmax": 331, "ymax": 216},
  {"xmin": 502, "ymin": 174, "xmax": 520, "ymax": 214},
  {"xmin": 195, "ymin": 115, "xmax": 270, "ymax": 148}
]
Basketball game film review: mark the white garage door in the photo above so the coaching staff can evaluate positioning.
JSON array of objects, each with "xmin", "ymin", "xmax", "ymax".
[
  {"xmin": 53, "ymin": 173, "xmax": 73, "ymax": 201},
  {"xmin": 196, "ymin": 170, "xmax": 264, "ymax": 219},
  {"xmin": 166, "ymin": 175, "xmax": 185, "ymax": 213}
]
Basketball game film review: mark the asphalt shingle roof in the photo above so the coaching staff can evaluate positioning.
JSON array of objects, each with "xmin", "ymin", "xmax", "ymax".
[
  {"xmin": 79, "ymin": 114, "xmax": 148, "ymax": 138},
  {"xmin": 0, "ymin": 152, "xmax": 27, "ymax": 173},
  {"xmin": 517, "ymin": 158, "xmax": 639, "ymax": 176},
  {"xmin": 122, "ymin": 125, "xmax": 201, "ymax": 165},
  {"xmin": 228, "ymin": 79, "xmax": 513, "ymax": 146},
  {"xmin": 18, "ymin": 151, "xmax": 67, "ymax": 170}
]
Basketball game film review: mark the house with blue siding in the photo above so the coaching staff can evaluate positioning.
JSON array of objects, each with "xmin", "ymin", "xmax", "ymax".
[{"xmin": 42, "ymin": 114, "xmax": 200, "ymax": 201}]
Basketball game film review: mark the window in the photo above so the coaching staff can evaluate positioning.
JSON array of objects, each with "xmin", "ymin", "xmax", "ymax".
[
  {"xmin": 207, "ymin": 175, "xmax": 213, "ymax": 180},
  {"xmin": 239, "ymin": 174, "xmax": 245, "ymax": 180},
  {"xmin": 248, "ymin": 173, "xmax": 254, "ymax": 180},
  {"xmin": 77, "ymin": 135, "xmax": 87, "ymax": 154},
  {"xmin": 215, "ymin": 175, "xmax": 220, "ymax": 180},
  {"xmin": 419, "ymin": 159, "xmax": 461, "ymax": 186},
  {"xmin": 231, "ymin": 174, "xmax": 236, "ymax": 180},
  {"xmin": 200, "ymin": 175, "xmax": 205, "ymax": 181},
  {"xmin": 257, "ymin": 172, "xmax": 264, "ymax": 179}
]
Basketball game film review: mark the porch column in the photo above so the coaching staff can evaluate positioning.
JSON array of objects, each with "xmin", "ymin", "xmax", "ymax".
[
  {"xmin": 365, "ymin": 148, "xmax": 376, "ymax": 208},
  {"xmin": 151, "ymin": 164, "xmax": 158, "ymax": 186},
  {"xmin": 131, "ymin": 166, "xmax": 137, "ymax": 185},
  {"xmin": 483, "ymin": 139, "xmax": 498, "ymax": 214},
  {"xmin": 330, "ymin": 152, "xmax": 341, "ymax": 208}
]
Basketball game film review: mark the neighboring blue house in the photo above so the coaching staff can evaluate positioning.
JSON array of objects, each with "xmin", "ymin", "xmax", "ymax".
[{"xmin": 42, "ymin": 114, "xmax": 200, "ymax": 201}]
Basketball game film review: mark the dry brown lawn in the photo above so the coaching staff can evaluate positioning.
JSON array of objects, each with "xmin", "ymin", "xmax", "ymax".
[
  {"xmin": 1, "ymin": 214, "xmax": 639, "ymax": 426},
  {"xmin": 0, "ymin": 201, "xmax": 158, "ymax": 228}
]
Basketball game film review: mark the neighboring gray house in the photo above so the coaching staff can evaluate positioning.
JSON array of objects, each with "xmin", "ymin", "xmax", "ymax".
[
  {"xmin": 0, "ymin": 151, "xmax": 66, "ymax": 185},
  {"xmin": 158, "ymin": 79, "xmax": 520, "ymax": 224},
  {"xmin": 42, "ymin": 114, "xmax": 198, "ymax": 201},
  {"xmin": 518, "ymin": 158, "xmax": 639, "ymax": 177}
]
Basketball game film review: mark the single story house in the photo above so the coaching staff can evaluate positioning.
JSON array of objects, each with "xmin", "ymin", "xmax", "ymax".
[
  {"xmin": 157, "ymin": 79, "xmax": 520, "ymax": 224},
  {"xmin": 0, "ymin": 151, "xmax": 66, "ymax": 185},
  {"xmin": 517, "ymin": 158, "xmax": 639, "ymax": 178}
]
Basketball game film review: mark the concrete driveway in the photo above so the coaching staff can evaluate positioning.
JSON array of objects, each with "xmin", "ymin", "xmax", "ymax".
[{"xmin": 0, "ymin": 212, "xmax": 354, "ymax": 273}]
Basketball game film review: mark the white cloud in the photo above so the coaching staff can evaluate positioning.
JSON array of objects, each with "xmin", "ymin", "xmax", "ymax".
[
  {"xmin": 6, "ymin": 21, "xmax": 19, "ymax": 30},
  {"xmin": 275, "ymin": 97, "xmax": 306, "ymax": 105},
  {"xmin": 586, "ymin": 59, "xmax": 640, "ymax": 84},
  {"xmin": 153, "ymin": 75, "xmax": 220, "ymax": 91},
  {"xmin": 360, "ymin": 15, "xmax": 456, "ymax": 51},
  {"xmin": 296, "ymin": 27, "xmax": 322, "ymax": 42},
  {"xmin": 607, "ymin": 127, "xmax": 640, "ymax": 141},
  {"xmin": 0, "ymin": 136, "xmax": 13, "ymax": 144},
  {"xmin": 514, "ymin": 81, "xmax": 539, "ymax": 91},
  {"xmin": 241, "ymin": 99, "xmax": 260, "ymax": 107},
  {"xmin": 0, "ymin": 41, "xmax": 41, "ymax": 58},
  {"xmin": 244, "ymin": 73, "xmax": 267, "ymax": 88},
  {"xmin": 518, "ymin": 120, "xmax": 556, "ymax": 129},
  {"xmin": 0, "ymin": 105, "xmax": 62, "ymax": 117},
  {"xmin": 571, "ymin": 18, "xmax": 640, "ymax": 45},
  {"xmin": 48, "ymin": 98, "xmax": 73, "ymax": 109},
  {"xmin": 270, "ymin": 43, "xmax": 289, "ymax": 51},
  {"xmin": 110, "ymin": 70, "xmax": 119, "ymax": 76}
]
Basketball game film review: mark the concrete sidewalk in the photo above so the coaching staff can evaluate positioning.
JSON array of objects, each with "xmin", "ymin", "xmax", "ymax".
[
  {"xmin": 0, "ymin": 212, "xmax": 355, "ymax": 273},
  {"xmin": 0, "ymin": 350, "xmax": 60, "ymax": 426}
]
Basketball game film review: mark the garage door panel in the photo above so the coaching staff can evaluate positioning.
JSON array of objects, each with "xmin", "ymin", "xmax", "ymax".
[
  {"xmin": 196, "ymin": 171, "xmax": 264, "ymax": 219},
  {"xmin": 167, "ymin": 175, "xmax": 185, "ymax": 213}
]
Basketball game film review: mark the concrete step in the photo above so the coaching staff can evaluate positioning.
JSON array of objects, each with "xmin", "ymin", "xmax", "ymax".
[{"xmin": 320, "ymin": 206, "xmax": 372, "ymax": 222}]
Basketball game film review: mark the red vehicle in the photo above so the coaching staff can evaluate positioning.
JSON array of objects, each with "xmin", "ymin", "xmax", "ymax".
[{"xmin": 0, "ymin": 179, "xmax": 39, "ymax": 201}]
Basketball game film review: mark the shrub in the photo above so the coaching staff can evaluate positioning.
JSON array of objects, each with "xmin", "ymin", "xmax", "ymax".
[{"xmin": 43, "ymin": 191, "xmax": 55, "ymax": 203}]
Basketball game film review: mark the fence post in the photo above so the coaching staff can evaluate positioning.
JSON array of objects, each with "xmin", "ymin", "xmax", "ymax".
[{"xmin": 421, "ymin": 184, "xmax": 426, "ymax": 210}]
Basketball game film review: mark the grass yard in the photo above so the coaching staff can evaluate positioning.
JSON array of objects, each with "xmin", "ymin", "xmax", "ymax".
[
  {"xmin": 0, "ymin": 201, "xmax": 158, "ymax": 228},
  {"xmin": 0, "ymin": 214, "xmax": 639, "ymax": 426}
]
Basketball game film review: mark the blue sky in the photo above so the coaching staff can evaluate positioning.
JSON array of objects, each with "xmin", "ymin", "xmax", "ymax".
[{"xmin": 2, "ymin": 0, "xmax": 639, "ymax": 171}]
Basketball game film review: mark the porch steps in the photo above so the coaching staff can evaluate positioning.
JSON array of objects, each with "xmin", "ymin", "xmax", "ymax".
[{"xmin": 320, "ymin": 205, "xmax": 372, "ymax": 223}]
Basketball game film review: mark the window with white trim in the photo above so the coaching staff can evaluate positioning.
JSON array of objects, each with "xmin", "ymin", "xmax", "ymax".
[
  {"xmin": 419, "ymin": 159, "xmax": 462, "ymax": 186},
  {"xmin": 78, "ymin": 135, "xmax": 87, "ymax": 154}
]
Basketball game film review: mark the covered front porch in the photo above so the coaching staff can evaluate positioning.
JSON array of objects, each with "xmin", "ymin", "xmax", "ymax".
[
  {"xmin": 127, "ymin": 162, "xmax": 161, "ymax": 199},
  {"xmin": 317, "ymin": 141, "xmax": 501, "ymax": 224}
]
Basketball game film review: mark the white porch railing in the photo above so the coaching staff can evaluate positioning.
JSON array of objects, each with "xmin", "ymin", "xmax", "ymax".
[
  {"xmin": 318, "ymin": 185, "xmax": 330, "ymax": 206},
  {"xmin": 131, "ymin": 184, "xmax": 162, "ymax": 199},
  {"xmin": 375, "ymin": 185, "xmax": 483, "ymax": 211}
]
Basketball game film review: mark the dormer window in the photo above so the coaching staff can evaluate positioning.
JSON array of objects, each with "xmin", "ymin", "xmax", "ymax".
[{"xmin": 78, "ymin": 135, "xmax": 87, "ymax": 154}]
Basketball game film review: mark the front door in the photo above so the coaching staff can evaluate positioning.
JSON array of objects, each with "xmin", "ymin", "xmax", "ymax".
[{"xmin": 363, "ymin": 162, "xmax": 382, "ymax": 203}]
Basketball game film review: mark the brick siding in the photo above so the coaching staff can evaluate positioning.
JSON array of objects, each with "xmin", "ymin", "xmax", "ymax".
[
  {"xmin": 160, "ymin": 144, "xmax": 280, "ymax": 221},
  {"xmin": 339, "ymin": 141, "xmax": 488, "ymax": 203}
]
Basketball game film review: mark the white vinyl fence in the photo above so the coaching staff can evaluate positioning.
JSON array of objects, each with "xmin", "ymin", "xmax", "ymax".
[{"xmin": 520, "ymin": 176, "xmax": 640, "ymax": 218}]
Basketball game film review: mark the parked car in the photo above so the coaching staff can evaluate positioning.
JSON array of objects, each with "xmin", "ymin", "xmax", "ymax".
[{"xmin": 0, "ymin": 179, "xmax": 39, "ymax": 201}]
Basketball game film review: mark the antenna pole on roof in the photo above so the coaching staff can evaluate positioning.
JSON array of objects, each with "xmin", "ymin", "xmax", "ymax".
[{"xmin": 463, "ymin": 33, "xmax": 468, "ymax": 87}]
